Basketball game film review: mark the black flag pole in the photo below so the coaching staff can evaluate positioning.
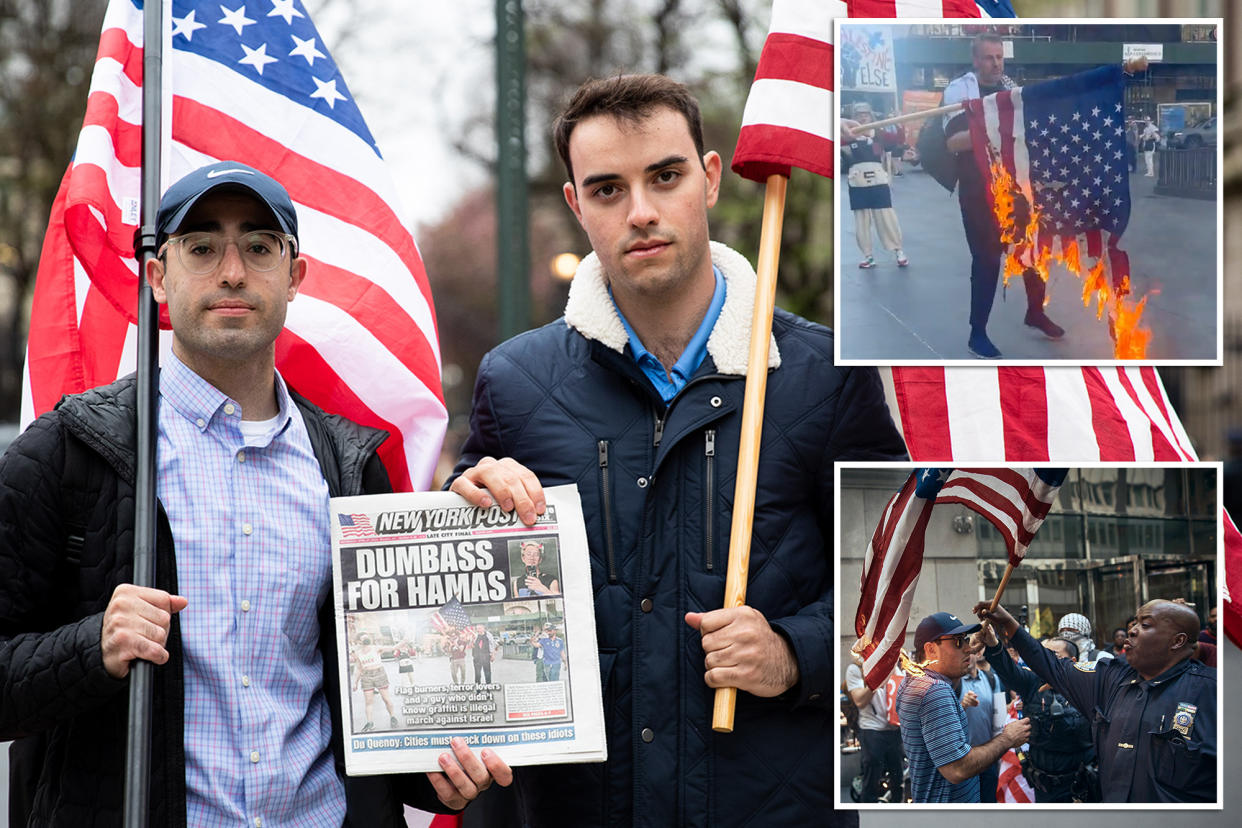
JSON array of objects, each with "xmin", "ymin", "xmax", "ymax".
[{"xmin": 124, "ymin": 0, "xmax": 164, "ymax": 824}]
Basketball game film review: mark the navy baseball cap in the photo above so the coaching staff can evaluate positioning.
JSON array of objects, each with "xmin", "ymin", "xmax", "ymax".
[
  {"xmin": 156, "ymin": 161, "xmax": 297, "ymax": 245},
  {"xmin": 913, "ymin": 612, "xmax": 981, "ymax": 656}
]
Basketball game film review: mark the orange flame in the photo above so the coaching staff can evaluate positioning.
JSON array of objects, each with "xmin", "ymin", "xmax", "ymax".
[{"xmin": 985, "ymin": 160, "xmax": 1151, "ymax": 358}]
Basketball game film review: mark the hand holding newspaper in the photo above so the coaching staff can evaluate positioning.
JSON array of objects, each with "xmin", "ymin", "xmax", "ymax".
[{"xmin": 330, "ymin": 485, "xmax": 607, "ymax": 774}]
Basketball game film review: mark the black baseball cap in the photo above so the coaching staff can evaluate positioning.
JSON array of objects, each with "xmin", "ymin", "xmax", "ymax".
[
  {"xmin": 156, "ymin": 161, "xmax": 298, "ymax": 245},
  {"xmin": 913, "ymin": 612, "xmax": 981, "ymax": 656}
]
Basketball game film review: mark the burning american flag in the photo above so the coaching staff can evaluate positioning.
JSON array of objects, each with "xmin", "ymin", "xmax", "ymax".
[{"xmin": 964, "ymin": 64, "xmax": 1150, "ymax": 358}]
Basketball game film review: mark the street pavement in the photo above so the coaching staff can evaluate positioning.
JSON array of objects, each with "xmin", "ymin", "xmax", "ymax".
[{"xmin": 837, "ymin": 162, "xmax": 1218, "ymax": 362}]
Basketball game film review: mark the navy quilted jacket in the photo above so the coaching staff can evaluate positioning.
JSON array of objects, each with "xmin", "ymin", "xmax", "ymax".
[
  {"xmin": 451, "ymin": 244, "xmax": 906, "ymax": 827},
  {"xmin": 0, "ymin": 376, "xmax": 450, "ymax": 826}
]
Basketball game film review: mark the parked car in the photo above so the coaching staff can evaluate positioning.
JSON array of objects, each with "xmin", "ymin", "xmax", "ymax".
[{"xmin": 1168, "ymin": 117, "xmax": 1216, "ymax": 149}]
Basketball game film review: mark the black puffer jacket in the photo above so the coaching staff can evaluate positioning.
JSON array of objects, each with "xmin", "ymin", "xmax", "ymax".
[
  {"xmin": 0, "ymin": 375, "xmax": 449, "ymax": 826},
  {"xmin": 452, "ymin": 243, "xmax": 907, "ymax": 827}
]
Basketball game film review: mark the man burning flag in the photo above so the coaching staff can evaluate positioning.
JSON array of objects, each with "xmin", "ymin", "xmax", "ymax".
[
  {"xmin": 963, "ymin": 64, "xmax": 1150, "ymax": 357},
  {"xmin": 854, "ymin": 468, "xmax": 1065, "ymax": 689}
]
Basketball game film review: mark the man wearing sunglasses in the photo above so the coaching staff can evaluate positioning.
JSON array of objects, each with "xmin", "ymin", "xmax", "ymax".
[
  {"xmin": 897, "ymin": 612, "xmax": 1031, "ymax": 802},
  {"xmin": 0, "ymin": 162, "xmax": 508, "ymax": 825}
]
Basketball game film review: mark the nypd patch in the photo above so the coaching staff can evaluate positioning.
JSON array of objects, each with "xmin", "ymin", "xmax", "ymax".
[{"xmin": 1072, "ymin": 660, "xmax": 1097, "ymax": 672}]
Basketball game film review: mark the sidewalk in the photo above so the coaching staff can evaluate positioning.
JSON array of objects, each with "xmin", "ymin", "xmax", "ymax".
[{"xmin": 837, "ymin": 164, "xmax": 1218, "ymax": 361}]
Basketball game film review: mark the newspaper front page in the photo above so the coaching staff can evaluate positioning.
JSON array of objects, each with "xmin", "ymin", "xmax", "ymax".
[{"xmin": 329, "ymin": 484, "xmax": 607, "ymax": 775}]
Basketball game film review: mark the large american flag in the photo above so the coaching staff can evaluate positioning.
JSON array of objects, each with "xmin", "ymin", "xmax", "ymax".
[
  {"xmin": 965, "ymin": 65, "xmax": 1133, "ymax": 296},
  {"xmin": 23, "ymin": 0, "xmax": 446, "ymax": 492}
]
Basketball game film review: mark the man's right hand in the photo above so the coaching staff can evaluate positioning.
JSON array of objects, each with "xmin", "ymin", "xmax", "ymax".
[
  {"xmin": 1001, "ymin": 717, "xmax": 1032, "ymax": 748},
  {"xmin": 101, "ymin": 584, "xmax": 188, "ymax": 679},
  {"xmin": 450, "ymin": 457, "xmax": 545, "ymax": 526},
  {"xmin": 961, "ymin": 690, "xmax": 979, "ymax": 709},
  {"xmin": 973, "ymin": 601, "xmax": 1020, "ymax": 639}
]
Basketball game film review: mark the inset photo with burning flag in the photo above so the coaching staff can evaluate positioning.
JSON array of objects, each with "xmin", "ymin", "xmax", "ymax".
[
  {"xmin": 835, "ymin": 464, "xmax": 1222, "ymax": 807},
  {"xmin": 833, "ymin": 20, "xmax": 1221, "ymax": 364}
]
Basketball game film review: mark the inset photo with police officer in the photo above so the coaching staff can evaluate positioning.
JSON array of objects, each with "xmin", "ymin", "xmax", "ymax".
[{"xmin": 835, "ymin": 464, "xmax": 1221, "ymax": 807}]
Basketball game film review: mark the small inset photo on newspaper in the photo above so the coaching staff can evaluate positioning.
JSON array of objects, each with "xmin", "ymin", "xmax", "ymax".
[
  {"xmin": 834, "ymin": 464, "xmax": 1222, "ymax": 808},
  {"xmin": 833, "ymin": 19, "xmax": 1222, "ymax": 365},
  {"xmin": 330, "ymin": 485, "xmax": 607, "ymax": 774}
]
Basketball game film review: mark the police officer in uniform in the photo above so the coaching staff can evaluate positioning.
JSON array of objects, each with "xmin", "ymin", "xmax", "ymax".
[
  {"xmin": 976, "ymin": 600, "xmax": 1216, "ymax": 802},
  {"xmin": 982, "ymin": 630, "xmax": 1096, "ymax": 801}
]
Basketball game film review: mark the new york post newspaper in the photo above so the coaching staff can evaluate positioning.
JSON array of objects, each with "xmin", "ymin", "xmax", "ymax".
[{"xmin": 329, "ymin": 485, "xmax": 607, "ymax": 774}]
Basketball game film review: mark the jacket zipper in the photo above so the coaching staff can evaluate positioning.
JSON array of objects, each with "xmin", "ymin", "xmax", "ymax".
[
  {"xmin": 704, "ymin": 429, "xmax": 716, "ymax": 571},
  {"xmin": 597, "ymin": 440, "xmax": 619, "ymax": 583}
]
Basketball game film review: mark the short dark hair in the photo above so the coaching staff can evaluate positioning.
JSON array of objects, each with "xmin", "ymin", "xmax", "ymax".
[
  {"xmin": 553, "ymin": 74, "xmax": 705, "ymax": 186},
  {"xmin": 1049, "ymin": 636, "xmax": 1079, "ymax": 661},
  {"xmin": 971, "ymin": 32, "xmax": 1005, "ymax": 57}
]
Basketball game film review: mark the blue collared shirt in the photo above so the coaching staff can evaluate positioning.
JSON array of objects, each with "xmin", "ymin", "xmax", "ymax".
[
  {"xmin": 614, "ymin": 265, "xmax": 726, "ymax": 402},
  {"xmin": 158, "ymin": 353, "xmax": 345, "ymax": 827}
]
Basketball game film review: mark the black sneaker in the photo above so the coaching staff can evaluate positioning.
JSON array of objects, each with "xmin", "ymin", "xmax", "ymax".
[
  {"xmin": 361, "ymin": 721, "xmax": 375, "ymax": 732},
  {"xmin": 1024, "ymin": 309, "xmax": 1065, "ymax": 340},
  {"xmin": 968, "ymin": 330, "xmax": 1003, "ymax": 359},
  {"xmin": 390, "ymin": 716, "xmax": 401, "ymax": 729}
]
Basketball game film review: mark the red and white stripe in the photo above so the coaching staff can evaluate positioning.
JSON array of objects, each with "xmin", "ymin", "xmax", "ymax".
[
  {"xmin": 998, "ymin": 748, "xmax": 1034, "ymax": 802},
  {"xmin": 885, "ymin": 366, "xmax": 1197, "ymax": 462},
  {"xmin": 732, "ymin": 0, "xmax": 843, "ymax": 182},
  {"xmin": 22, "ymin": 0, "xmax": 446, "ymax": 492},
  {"xmin": 934, "ymin": 468, "xmax": 1060, "ymax": 564},
  {"xmin": 850, "ymin": 0, "xmax": 986, "ymax": 17},
  {"xmin": 855, "ymin": 471, "xmax": 937, "ymax": 688}
]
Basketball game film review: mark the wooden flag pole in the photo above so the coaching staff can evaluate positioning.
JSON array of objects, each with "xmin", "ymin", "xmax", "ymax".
[
  {"xmin": 851, "ymin": 58, "xmax": 1148, "ymax": 136},
  {"xmin": 987, "ymin": 562, "xmax": 1016, "ymax": 614},
  {"xmin": 712, "ymin": 173, "xmax": 787, "ymax": 733}
]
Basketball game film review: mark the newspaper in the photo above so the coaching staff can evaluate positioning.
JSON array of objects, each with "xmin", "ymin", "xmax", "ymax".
[{"xmin": 329, "ymin": 484, "xmax": 607, "ymax": 775}]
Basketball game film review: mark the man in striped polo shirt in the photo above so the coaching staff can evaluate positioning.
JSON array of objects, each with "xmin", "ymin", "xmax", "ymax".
[{"xmin": 897, "ymin": 612, "xmax": 1031, "ymax": 802}]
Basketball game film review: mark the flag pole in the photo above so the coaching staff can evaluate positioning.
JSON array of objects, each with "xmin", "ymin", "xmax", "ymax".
[
  {"xmin": 124, "ymin": 0, "xmax": 165, "ymax": 823},
  {"xmin": 987, "ymin": 562, "xmax": 1016, "ymax": 614},
  {"xmin": 712, "ymin": 173, "xmax": 787, "ymax": 733},
  {"xmin": 856, "ymin": 57, "xmax": 1149, "ymax": 136}
]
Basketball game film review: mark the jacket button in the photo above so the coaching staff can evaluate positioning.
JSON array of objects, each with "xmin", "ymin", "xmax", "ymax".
[
  {"xmin": 709, "ymin": 396, "xmax": 722, "ymax": 408},
  {"xmin": 636, "ymin": 477, "xmax": 648, "ymax": 488},
  {"xmin": 640, "ymin": 598, "xmax": 653, "ymax": 612},
  {"xmin": 641, "ymin": 727, "xmax": 654, "ymax": 743}
]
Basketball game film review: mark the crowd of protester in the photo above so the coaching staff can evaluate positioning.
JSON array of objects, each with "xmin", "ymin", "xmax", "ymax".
[{"xmin": 841, "ymin": 604, "xmax": 1218, "ymax": 804}]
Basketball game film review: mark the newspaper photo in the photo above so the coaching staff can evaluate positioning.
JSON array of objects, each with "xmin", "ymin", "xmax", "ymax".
[{"xmin": 329, "ymin": 484, "xmax": 607, "ymax": 775}]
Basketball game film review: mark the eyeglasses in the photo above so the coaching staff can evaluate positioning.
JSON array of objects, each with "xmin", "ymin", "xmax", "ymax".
[
  {"xmin": 160, "ymin": 230, "xmax": 296, "ymax": 274},
  {"xmin": 936, "ymin": 634, "xmax": 969, "ymax": 649}
]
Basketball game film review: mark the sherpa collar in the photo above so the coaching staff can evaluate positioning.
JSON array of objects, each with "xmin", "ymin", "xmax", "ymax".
[{"xmin": 563, "ymin": 240, "xmax": 780, "ymax": 376}]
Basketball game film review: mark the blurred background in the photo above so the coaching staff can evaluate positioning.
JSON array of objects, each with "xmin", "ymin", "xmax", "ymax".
[{"xmin": 0, "ymin": 0, "xmax": 1236, "ymax": 464}]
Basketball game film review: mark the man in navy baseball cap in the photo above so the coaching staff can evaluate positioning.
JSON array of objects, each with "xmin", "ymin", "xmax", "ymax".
[
  {"xmin": 913, "ymin": 611, "xmax": 982, "ymax": 666},
  {"xmin": 155, "ymin": 160, "xmax": 298, "ymax": 245},
  {"xmin": 896, "ymin": 610, "xmax": 1029, "ymax": 802}
]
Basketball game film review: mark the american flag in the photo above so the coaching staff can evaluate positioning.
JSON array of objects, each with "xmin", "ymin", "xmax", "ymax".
[
  {"xmin": 430, "ymin": 597, "xmax": 472, "ymax": 634},
  {"xmin": 338, "ymin": 512, "xmax": 374, "ymax": 540},
  {"xmin": 965, "ymin": 65, "xmax": 1132, "ymax": 291},
  {"xmin": 854, "ymin": 467, "xmax": 1063, "ymax": 688},
  {"xmin": 22, "ymin": 0, "xmax": 446, "ymax": 492},
  {"xmin": 886, "ymin": 365, "xmax": 1196, "ymax": 461},
  {"xmin": 1225, "ymin": 512, "xmax": 1240, "ymax": 647},
  {"xmin": 854, "ymin": 468, "xmax": 950, "ymax": 688},
  {"xmin": 934, "ymin": 467, "xmax": 1066, "ymax": 565}
]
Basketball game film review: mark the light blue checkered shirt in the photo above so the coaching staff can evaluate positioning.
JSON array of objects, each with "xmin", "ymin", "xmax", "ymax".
[{"xmin": 158, "ymin": 353, "xmax": 345, "ymax": 827}]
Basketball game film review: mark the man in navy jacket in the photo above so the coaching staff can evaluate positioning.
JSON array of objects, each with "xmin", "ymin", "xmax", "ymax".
[
  {"xmin": 449, "ymin": 74, "xmax": 907, "ymax": 827},
  {"xmin": 976, "ymin": 600, "xmax": 1216, "ymax": 802}
]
